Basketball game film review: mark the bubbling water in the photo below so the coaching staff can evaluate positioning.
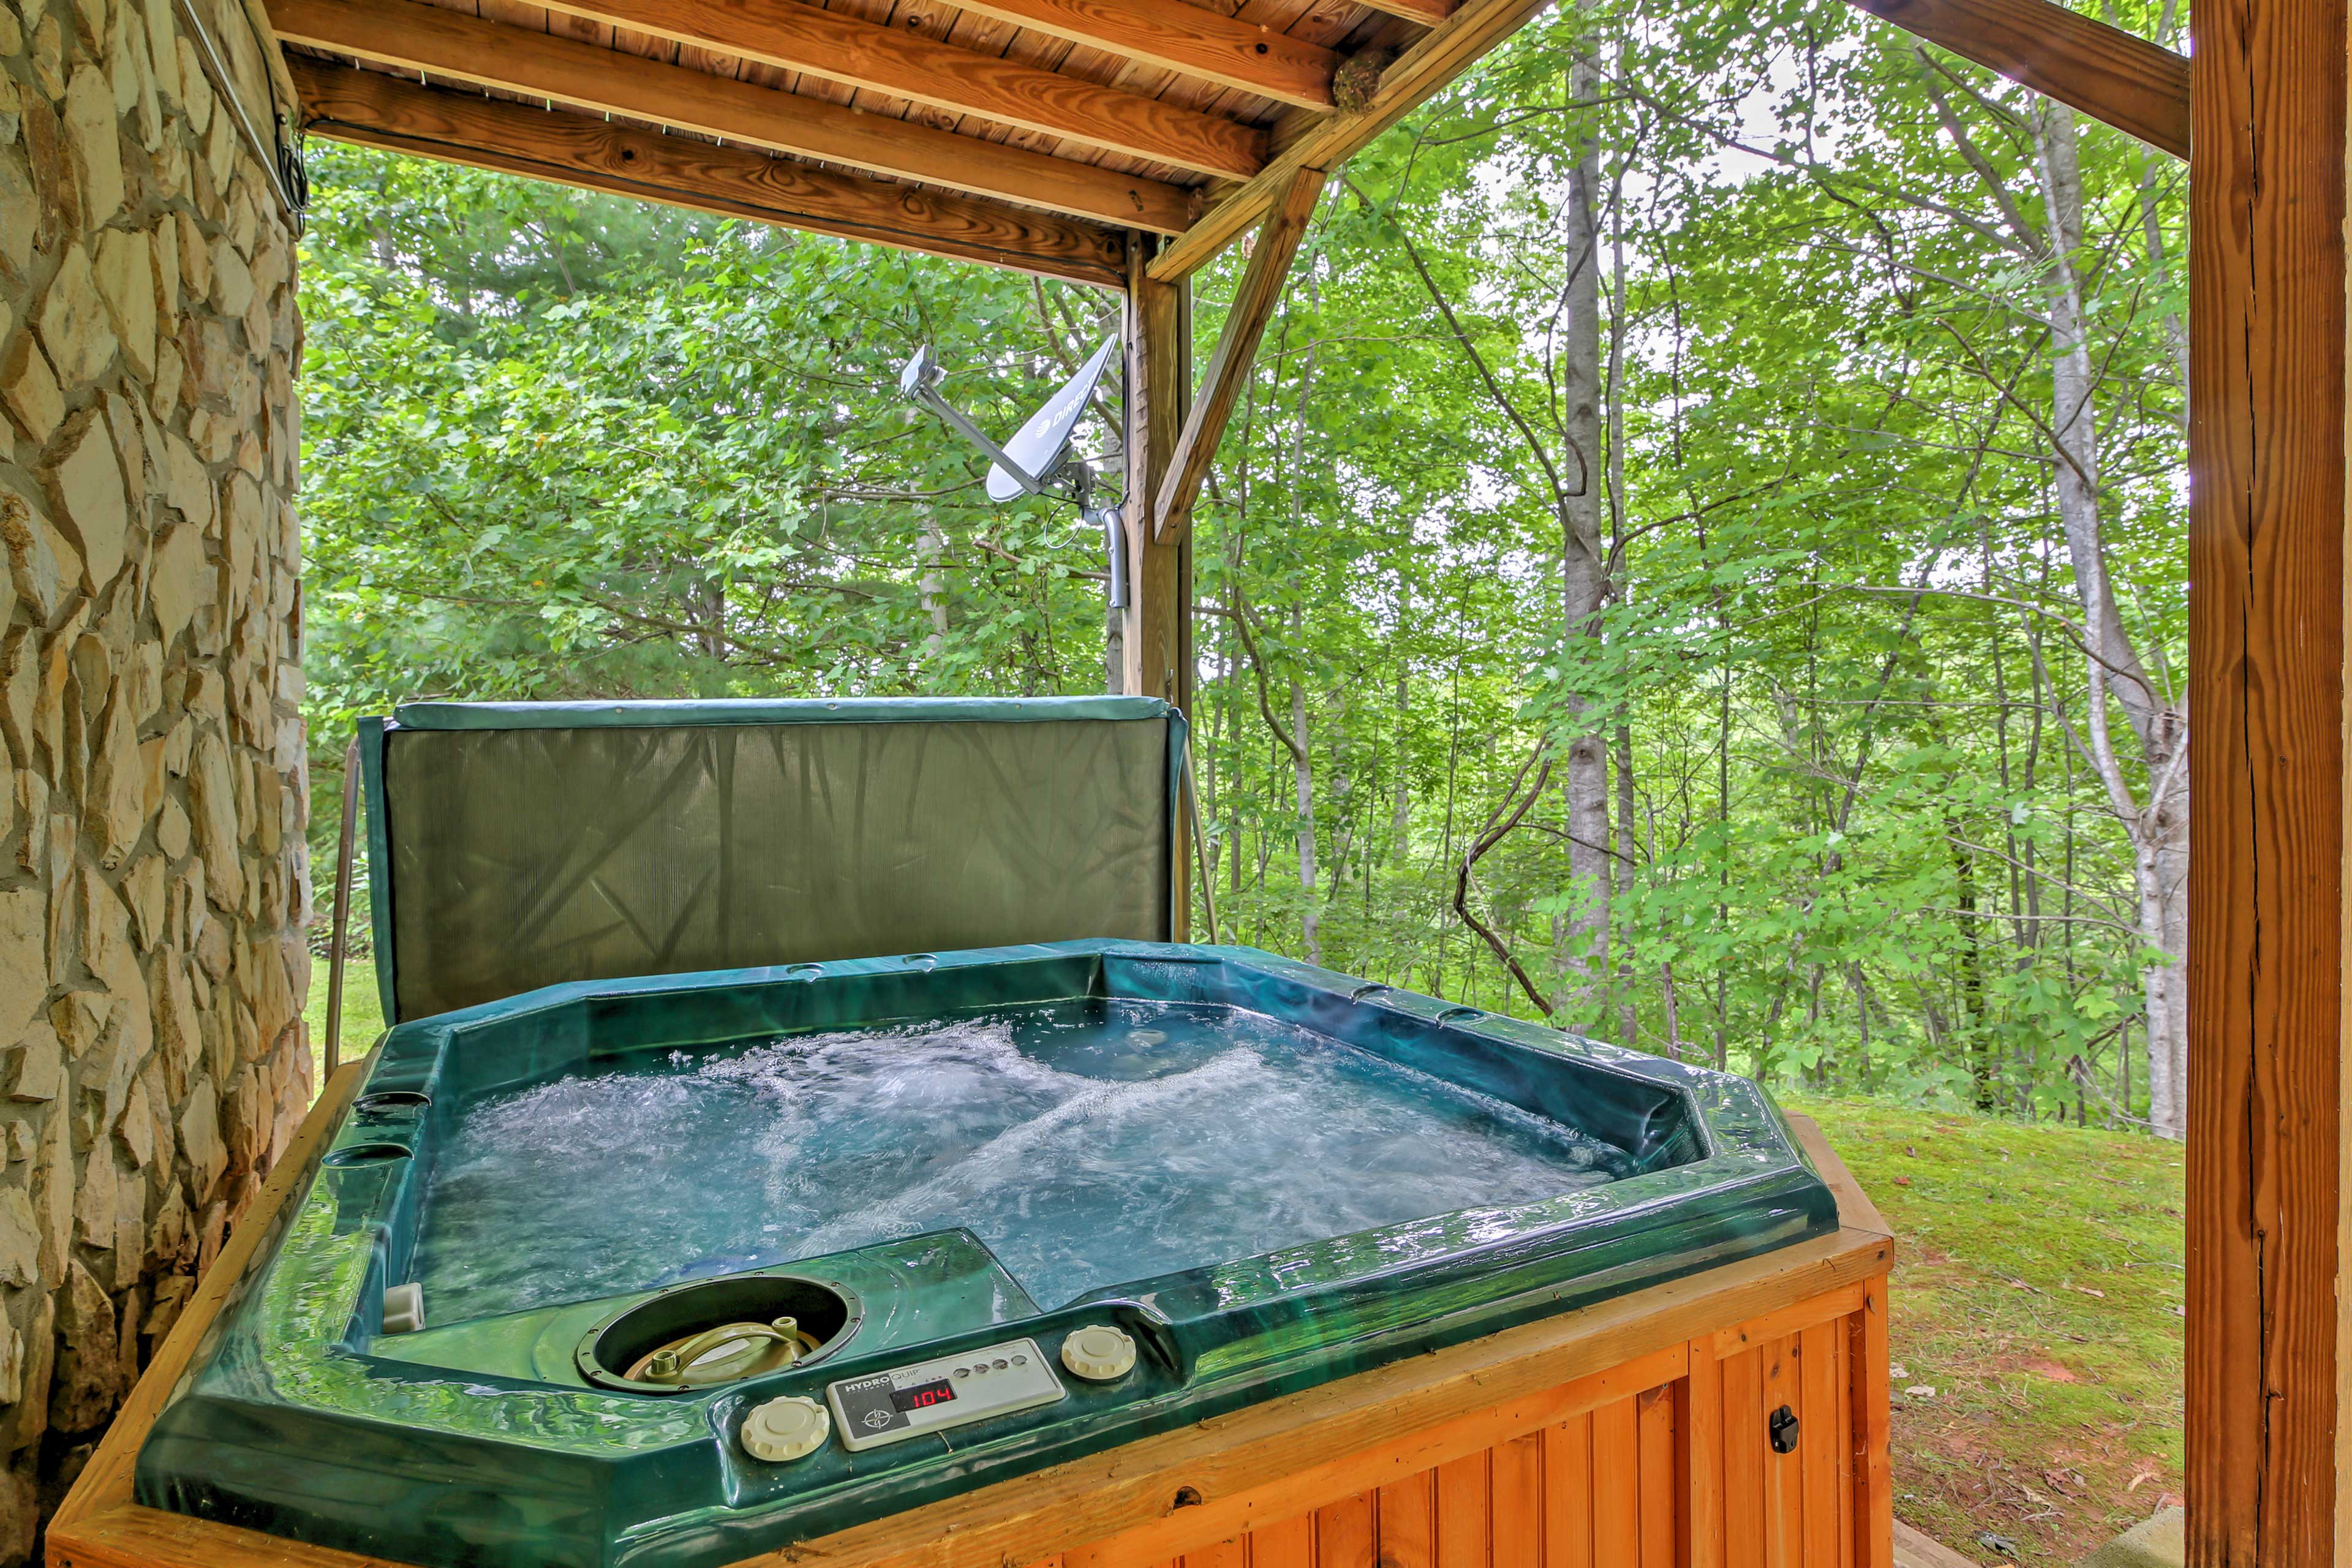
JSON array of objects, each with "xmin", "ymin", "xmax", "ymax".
[{"xmin": 410, "ymin": 1000, "xmax": 1630, "ymax": 1323}]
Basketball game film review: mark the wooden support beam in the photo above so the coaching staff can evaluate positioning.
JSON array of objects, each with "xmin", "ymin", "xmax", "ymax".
[
  {"xmin": 289, "ymin": 61, "xmax": 1131, "ymax": 287},
  {"xmin": 1122, "ymin": 235, "xmax": 1193, "ymax": 721},
  {"xmin": 1147, "ymin": 0, "xmax": 1545, "ymax": 279},
  {"xmin": 1153, "ymin": 167, "xmax": 1325, "ymax": 540},
  {"xmin": 524, "ymin": 0, "xmax": 1268, "ymax": 180},
  {"xmin": 1843, "ymin": 0, "xmax": 2187, "ymax": 160},
  {"xmin": 2185, "ymin": 0, "xmax": 2345, "ymax": 1555},
  {"xmin": 267, "ymin": 0, "xmax": 1196, "ymax": 232},
  {"xmin": 938, "ymin": 0, "xmax": 1338, "ymax": 110}
]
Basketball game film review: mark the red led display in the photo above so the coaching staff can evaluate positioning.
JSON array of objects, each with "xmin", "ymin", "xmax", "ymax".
[{"xmin": 889, "ymin": 1378, "xmax": 956, "ymax": 1413}]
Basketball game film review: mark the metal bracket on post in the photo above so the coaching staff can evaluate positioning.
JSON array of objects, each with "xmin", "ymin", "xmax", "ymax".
[
  {"xmin": 1095, "ymin": 505, "xmax": 1129, "ymax": 609},
  {"xmin": 324, "ymin": 735, "xmax": 361, "ymax": 1076}
]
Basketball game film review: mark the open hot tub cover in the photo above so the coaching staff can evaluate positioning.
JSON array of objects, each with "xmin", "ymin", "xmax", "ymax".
[{"xmin": 359, "ymin": 696, "xmax": 1185, "ymax": 1023}]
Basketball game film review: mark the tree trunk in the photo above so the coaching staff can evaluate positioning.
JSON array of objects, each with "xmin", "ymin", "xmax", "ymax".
[
  {"xmin": 1554, "ymin": 31, "xmax": 1610, "ymax": 1022},
  {"xmin": 1951, "ymin": 818, "xmax": 1994, "ymax": 1108},
  {"xmin": 1605, "ymin": 163, "xmax": 1635, "ymax": 1053},
  {"xmin": 2034, "ymin": 96, "xmax": 2190, "ymax": 1137},
  {"xmin": 1324, "ymin": 686, "xmax": 1352, "ymax": 925},
  {"xmin": 919, "ymin": 516, "xmax": 949, "ymax": 665},
  {"xmin": 1613, "ymin": 721, "xmax": 1638, "ymax": 1050},
  {"xmin": 1660, "ymin": 960, "xmax": 1683, "ymax": 1061},
  {"xmin": 1227, "ymin": 564, "xmax": 1245, "ymax": 906},
  {"xmin": 1392, "ymin": 623, "xmax": 1411, "ymax": 867},
  {"xmin": 1290, "ymin": 647, "xmax": 1321, "ymax": 965}
]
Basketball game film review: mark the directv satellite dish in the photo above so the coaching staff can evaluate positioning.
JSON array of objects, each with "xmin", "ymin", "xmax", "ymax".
[
  {"xmin": 894, "ymin": 336, "xmax": 1128, "ymax": 608},
  {"xmin": 989, "ymin": 336, "xmax": 1119, "ymax": 503}
]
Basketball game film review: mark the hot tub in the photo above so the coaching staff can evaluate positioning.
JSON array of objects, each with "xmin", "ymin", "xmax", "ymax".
[
  {"xmin": 52, "ymin": 702, "xmax": 1890, "ymax": 1568},
  {"xmin": 119, "ymin": 941, "xmax": 1838, "ymax": 1568}
]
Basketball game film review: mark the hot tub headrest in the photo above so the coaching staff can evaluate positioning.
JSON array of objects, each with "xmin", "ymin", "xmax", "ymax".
[{"xmin": 358, "ymin": 697, "xmax": 1184, "ymax": 1022}]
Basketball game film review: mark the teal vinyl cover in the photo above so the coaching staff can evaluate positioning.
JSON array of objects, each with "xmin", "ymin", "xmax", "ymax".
[{"xmin": 359, "ymin": 698, "xmax": 1185, "ymax": 1023}]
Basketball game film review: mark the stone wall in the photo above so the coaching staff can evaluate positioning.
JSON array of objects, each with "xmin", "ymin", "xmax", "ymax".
[{"xmin": 0, "ymin": 0, "xmax": 310, "ymax": 1550}]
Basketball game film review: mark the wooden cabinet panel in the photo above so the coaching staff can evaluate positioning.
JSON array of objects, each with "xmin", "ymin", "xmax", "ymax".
[
  {"xmin": 1378, "ymin": 1470, "xmax": 1437, "ymax": 1568},
  {"xmin": 1319, "ymin": 1492, "xmax": 1378, "ymax": 1568},
  {"xmin": 1490, "ymin": 1434, "xmax": 1542, "ymax": 1568},
  {"xmin": 1540, "ymin": 1413, "xmax": 1593, "ymax": 1568},
  {"xmin": 1056, "ymin": 1285, "xmax": 1884, "ymax": 1568},
  {"xmin": 1434, "ymin": 1452, "xmax": 1490, "ymax": 1568},
  {"xmin": 1694, "ymin": 1303, "xmax": 1866, "ymax": 1568}
]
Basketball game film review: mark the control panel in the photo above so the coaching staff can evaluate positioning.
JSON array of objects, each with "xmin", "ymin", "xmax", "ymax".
[{"xmin": 824, "ymin": 1337, "xmax": 1065, "ymax": 1452}]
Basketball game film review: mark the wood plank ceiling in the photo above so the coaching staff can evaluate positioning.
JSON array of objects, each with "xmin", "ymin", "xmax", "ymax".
[{"xmin": 268, "ymin": 0, "xmax": 1555, "ymax": 286}]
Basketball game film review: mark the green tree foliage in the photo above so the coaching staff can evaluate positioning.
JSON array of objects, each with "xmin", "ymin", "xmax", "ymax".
[
  {"xmin": 300, "ymin": 154, "xmax": 1124, "ymax": 730},
  {"xmin": 296, "ymin": 0, "xmax": 2185, "ymax": 1130}
]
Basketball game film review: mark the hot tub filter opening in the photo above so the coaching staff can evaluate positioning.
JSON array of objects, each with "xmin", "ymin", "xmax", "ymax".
[
  {"xmin": 581, "ymin": 1275, "xmax": 856, "ymax": 1392},
  {"xmin": 627, "ymin": 1316, "xmax": 824, "ymax": 1387}
]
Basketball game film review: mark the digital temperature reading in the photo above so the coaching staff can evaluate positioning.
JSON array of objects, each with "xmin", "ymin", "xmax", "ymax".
[
  {"xmin": 890, "ymin": 1378, "xmax": 956, "ymax": 1413},
  {"xmin": 829, "ymin": 1338, "xmax": 1063, "ymax": 1452}
]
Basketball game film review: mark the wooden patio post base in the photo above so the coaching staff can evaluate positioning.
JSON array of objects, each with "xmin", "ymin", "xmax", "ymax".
[{"xmin": 45, "ymin": 1068, "xmax": 1893, "ymax": 1568}]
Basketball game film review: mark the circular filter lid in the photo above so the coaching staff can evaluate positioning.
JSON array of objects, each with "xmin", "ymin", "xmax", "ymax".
[
  {"xmin": 1060, "ymin": 1323, "xmax": 1137, "ymax": 1382},
  {"xmin": 742, "ymin": 1396, "xmax": 831, "ymax": 1462}
]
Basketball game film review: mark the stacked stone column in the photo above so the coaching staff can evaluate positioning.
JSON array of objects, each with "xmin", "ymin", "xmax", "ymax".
[{"xmin": 0, "ymin": 0, "xmax": 311, "ymax": 1551}]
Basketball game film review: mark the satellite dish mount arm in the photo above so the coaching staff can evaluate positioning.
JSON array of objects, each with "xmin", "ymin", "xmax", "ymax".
[
  {"xmin": 898, "ymin": 349, "xmax": 1049, "ymax": 496},
  {"xmin": 894, "ymin": 337, "xmax": 1126, "ymax": 608}
]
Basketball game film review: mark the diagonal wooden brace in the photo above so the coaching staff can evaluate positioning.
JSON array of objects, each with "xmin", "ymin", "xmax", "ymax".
[
  {"xmin": 1152, "ymin": 167, "xmax": 1330, "ymax": 543},
  {"xmin": 1844, "ymin": 0, "xmax": 2187, "ymax": 159}
]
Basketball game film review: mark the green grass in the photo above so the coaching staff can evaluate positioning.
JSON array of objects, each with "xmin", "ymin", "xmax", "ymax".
[
  {"xmin": 301, "ymin": 956, "xmax": 386, "ymax": 1081},
  {"xmin": 1787, "ymin": 1096, "xmax": 2184, "ymax": 1564},
  {"xmin": 282, "ymin": 984, "xmax": 2177, "ymax": 1562}
]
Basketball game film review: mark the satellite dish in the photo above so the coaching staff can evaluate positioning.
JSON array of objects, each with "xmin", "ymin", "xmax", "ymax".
[
  {"xmin": 988, "ymin": 336, "xmax": 1119, "ymax": 503},
  {"xmin": 894, "ymin": 334, "xmax": 1130, "ymax": 608}
]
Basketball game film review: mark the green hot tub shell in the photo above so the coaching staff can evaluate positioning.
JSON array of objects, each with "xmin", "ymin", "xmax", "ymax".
[{"xmin": 135, "ymin": 941, "xmax": 1835, "ymax": 1568}]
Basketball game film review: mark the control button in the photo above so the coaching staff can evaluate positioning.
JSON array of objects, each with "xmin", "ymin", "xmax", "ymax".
[
  {"xmin": 741, "ymin": 1396, "xmax": 830, "ymax": 1463},
  {"xmin": 1061, "ymin": 1324, "xmax": 1137, "ymax": 1382},
  {"xmin": 994, "ymin": 1359, "xmax": 1009, "ymax": 1370},
  {"xmin": 1012, "ymin": 1354, "xmax": 1027, "ymax": 1366},
  {"xmin": 954, "ymin": 1366, "xmax": 968, "ymax": 1378}
]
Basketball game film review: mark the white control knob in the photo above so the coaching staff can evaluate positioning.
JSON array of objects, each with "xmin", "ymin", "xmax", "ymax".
[
  {"xmin": 741, "ymin": 1395, "xmax": 831, "ymax": 1461},
  {"xmin": 1060, "ymin": 1324, "xmax": 1136, "ymax": 1382}
]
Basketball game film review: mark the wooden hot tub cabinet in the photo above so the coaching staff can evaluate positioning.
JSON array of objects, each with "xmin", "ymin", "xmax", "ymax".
[{"xmin": 46, "ymin": 1062, "xmax": 1894, "ymax": 1568}]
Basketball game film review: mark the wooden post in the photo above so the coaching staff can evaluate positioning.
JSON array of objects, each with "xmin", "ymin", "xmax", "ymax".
[
  {"xmin": 2185, "ymin": 0, "xmax": 2348, "ymax": 1556},
  {"xmin": 1125, "ymin": 233, "xmax": 1192, "ymax": 939}
]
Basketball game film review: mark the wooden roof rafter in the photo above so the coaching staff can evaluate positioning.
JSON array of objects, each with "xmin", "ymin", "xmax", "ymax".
[
  {"xmin": 256, "ymin": 0, "xmax": 2189, "ymax": 299},
  {"xmin": 288, "ymin": 58, "xmax": 1136, "ymax": 285},
  {"xmin": 273, "ymin": 0, "xmax": 1202, "ymax": 230},
  {"xmin": 521, "ymin": 0, "xmax": 1276, "ymax": 179},
  {"xmin": 263, "ymin": 0, "xmax": 1562, "ymax": 294},
  {"xmin": 907, "ymin": 0, "xmax": 1346, "ymax": 109}
]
